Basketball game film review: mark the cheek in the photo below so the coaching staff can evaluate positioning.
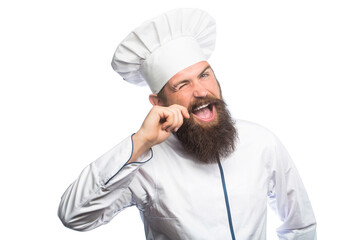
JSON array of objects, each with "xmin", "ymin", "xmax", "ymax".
[
  {"xmin": 177, "ymin": 94, "xmax": 192, "ymax": 108},
  {"xmin": 207, "ymin": 82, "xmax": 221, "ymax": 98},
  {"xmin": 168, "ymin": 92, "xmax": 192, "ymax": 108}
]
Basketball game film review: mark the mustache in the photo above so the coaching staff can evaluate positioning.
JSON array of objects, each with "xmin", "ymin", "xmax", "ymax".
[{"xmin": 188, "ymin": 96, "xmax": 223, "ymax": 113}]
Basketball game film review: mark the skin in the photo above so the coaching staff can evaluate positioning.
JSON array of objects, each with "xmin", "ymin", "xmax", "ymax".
[{"xmin": 129, "ymin": 61, "xmax": 221, "ymax": 163}]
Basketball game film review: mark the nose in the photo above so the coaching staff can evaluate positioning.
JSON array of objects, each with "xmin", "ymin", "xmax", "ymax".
[{"xmin": 193, "ymin": 81, "xmax": 208, "ymax": 98}]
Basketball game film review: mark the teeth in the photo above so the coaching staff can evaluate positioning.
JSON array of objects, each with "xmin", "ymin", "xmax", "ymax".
[{"xmin": 194, "ymin": 104, "xmax": 209, "ymax": 111}]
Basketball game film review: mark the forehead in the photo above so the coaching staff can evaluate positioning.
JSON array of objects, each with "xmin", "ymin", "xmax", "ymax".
[{"xmin": 167, "ymin": 61, "xmax": 210, "ymax": 85}]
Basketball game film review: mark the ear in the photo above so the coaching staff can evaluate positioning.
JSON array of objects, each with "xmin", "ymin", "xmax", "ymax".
[{"xmin": 149, "ymin": 94, "xmax": 164, "ymax": 106}]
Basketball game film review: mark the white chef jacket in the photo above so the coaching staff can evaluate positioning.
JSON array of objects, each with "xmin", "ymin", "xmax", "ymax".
[{"xmin": 58, "ymin": 120, "xmax": 317, "ymax": 239}]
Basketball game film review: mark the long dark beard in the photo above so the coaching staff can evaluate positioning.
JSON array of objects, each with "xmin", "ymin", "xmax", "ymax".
[{"xmin": 175, "ymin": 97, "xmax": 238, "ymax": 164}]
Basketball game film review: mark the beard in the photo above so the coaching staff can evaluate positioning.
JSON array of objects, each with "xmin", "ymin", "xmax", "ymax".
[{"xmin": 175, "ymin": 96, "xmax": 238, "ymax": 164}]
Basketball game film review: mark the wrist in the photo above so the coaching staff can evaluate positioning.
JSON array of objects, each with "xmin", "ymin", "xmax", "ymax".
[
  {"xmin": 133, "ymin": 130, "xmax": 153, "ymax": 149},
  {"xmin": 129, "ymin": 131, "xmax": 152, "ymax": 163}
]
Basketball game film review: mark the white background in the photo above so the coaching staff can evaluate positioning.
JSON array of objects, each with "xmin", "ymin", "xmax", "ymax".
[{"xmin": 1, "ymin": 0, "xmax": 359, "ymax": 239}]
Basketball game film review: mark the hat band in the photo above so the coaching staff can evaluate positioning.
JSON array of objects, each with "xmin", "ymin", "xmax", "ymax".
[{"xmin": 140, "ymin": 37, "xmax": 206, "ymax": 93}]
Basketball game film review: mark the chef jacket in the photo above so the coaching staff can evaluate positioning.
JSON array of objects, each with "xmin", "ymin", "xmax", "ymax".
[{"xmin": 58, "ymin": 120, "xmax": 317, "ymax": 239}]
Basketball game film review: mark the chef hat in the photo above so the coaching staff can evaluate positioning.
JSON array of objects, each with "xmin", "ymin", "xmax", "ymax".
[{"xmin": 111, "ymin": 8, "xmax": 216, "ymax": 93}]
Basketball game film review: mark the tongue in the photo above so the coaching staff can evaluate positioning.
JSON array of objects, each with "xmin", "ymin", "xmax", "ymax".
[{"xmin": 193, "ymin": 107, "xmax": 211, "ymax": 119}]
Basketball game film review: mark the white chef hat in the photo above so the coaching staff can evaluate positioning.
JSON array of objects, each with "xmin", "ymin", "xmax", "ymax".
[{"xmin": 111, "ymin": 8, "xmax": 216, "ymax": 93}]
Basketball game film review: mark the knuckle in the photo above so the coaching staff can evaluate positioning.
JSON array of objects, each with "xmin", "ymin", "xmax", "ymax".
[{"xmin": 152, "ymin": 105, "xmax": 162, "ymax": 113}]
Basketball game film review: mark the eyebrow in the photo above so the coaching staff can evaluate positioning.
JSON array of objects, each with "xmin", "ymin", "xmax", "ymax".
[
  {"xmin": 171, "ymin": 80, "xmax": 189, "ymax": 91},
  {"xmin": 197, "ymin": 65, "xmax": 211, "ymax": 79},
  {"xmin": 171, "ymin": 65, "xmax": 211, "ymax": 90}
]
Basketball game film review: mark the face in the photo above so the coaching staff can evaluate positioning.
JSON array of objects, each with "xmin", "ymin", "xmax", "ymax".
[
  {"xmin": 150, "ymin": 61, "xmax": 237, "ymax": 164},
  {"xmin": 157, "ymin": 61, "xmax": 222, "ymax": 126}
]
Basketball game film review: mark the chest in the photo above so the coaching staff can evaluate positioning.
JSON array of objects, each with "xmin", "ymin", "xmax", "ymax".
[{"xmin": 139, "ymin": 147, "xmax": 269, "ymax": 239}]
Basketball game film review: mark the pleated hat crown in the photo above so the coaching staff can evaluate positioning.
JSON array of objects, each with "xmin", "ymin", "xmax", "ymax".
[{"xmin": 111, "ymin": 8, "xmax": 216, "ymax": 93}]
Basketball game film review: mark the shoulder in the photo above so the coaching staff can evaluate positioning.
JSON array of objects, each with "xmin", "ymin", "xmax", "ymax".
[
  {"xmin": 234, "ymin": 119, "xmax": 279, "ymax": 148},
  {"xmin": 234, "ymin": 119, "xmax": 277, "ymax": 139}
]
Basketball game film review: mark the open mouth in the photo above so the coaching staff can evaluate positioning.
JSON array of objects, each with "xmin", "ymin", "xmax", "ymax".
[{"xmin": 192, "ymin": 103, "xmax": 216, "ymax": 122}]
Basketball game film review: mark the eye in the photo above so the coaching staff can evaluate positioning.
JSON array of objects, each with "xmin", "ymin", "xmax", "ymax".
[
  {"xmin": 200, "ymin": 73, "xmax": 209, "ymax": 78},
  {"xmin": 172, "ymin": 80, "xmax": 190, "ymax": 91},
  {"xmin": 178, "ymin": 82, "xmax": 189, "ymax": 89}
]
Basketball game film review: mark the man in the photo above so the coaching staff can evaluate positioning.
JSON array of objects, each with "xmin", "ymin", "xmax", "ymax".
[{"xmin": 58, "ymin": 8, "xmax": 316, "ymax": 239}]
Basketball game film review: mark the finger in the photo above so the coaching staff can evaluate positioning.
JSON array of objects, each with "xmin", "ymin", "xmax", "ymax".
[
  {"xmin": 166, "ymin": 108, "xmax": 179, "ymax": 132},
  {"xmin": 168, "ymin": 105, "xmax": 188, "ymax": 131},
  {"xmin": 160, "ymin": 108, "xmax": 178, "ymax": 132},
  {"xmin": 167, "ymin": 107, "xmax": 186, "ymax": 132},
  {"xmin": 171, "ymin": 104, "xmax": 190, "ymax": 119},
  {"xmin": 181, "ymin": 107, "xmax": 190, "ymax": 119},
  {"xmin": 172, "ymin": 109, "xmax": 184, "ymax": 132}
]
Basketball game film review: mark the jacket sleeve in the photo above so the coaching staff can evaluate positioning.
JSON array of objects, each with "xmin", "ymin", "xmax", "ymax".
[
  {"xmin": 267, "ymin": 136, "xmax": 317, "ymax": 240},
  {"xmin": 58, "ymin": 134, "xmax": 153, "ymax": 231}
]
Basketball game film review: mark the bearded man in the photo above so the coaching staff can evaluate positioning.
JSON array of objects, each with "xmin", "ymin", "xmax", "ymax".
[{"xmin": 58, "ymin": 8, "xmax": 317, "ymax": 240}]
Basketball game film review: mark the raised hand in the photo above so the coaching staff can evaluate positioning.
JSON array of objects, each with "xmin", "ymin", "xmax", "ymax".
[{"xmin": 129, "ymin": 104, "xmax": 190, "ymax": 162}]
